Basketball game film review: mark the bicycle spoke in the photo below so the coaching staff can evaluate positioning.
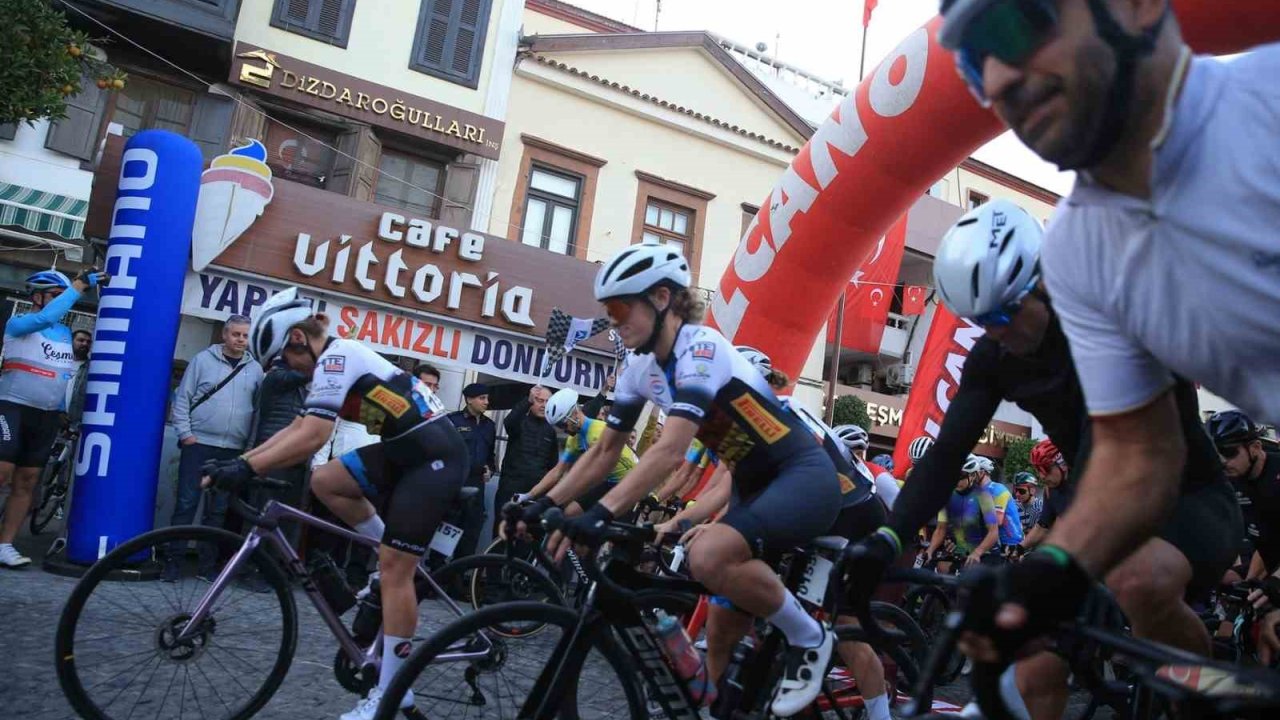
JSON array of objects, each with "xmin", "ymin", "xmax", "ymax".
[
  {"xmin": 203, "ymin": 643, "xmax": 258, "ymax": 698},
  {"xmin": 95, "ymin": 652, "xmax": 164, "ymax": 711},
  {"xmin": 82, "ymin": 647, "xmax": 165, "ymax": 691},
  {"xmin": 192, "ymin": 655, "xmax": 236, "ymax": 715}
]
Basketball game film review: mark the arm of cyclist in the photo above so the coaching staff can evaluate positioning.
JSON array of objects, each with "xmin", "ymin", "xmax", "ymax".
[
  {"xmin": 926, "ymin": 522, "xmax": 946, "ymax": 560},
  {"xmin": 1021, "ymin": 524, "xmax": 1048, "ymax": 550},
  {"xmin": 527, "ymin": 460, "xmax": 568, "ymax": 500},
  {"xmin": 6, "ymin": 285, "xmax": 82, "ymax": 337},
  {"xmin": 243, "ymin": 414, "xmax": 335, "ymax": 473},
  {"xmin": 654, "ymin": 459, "xmax": 695, "ymax": 503},
  {"xmin": 546, "ymin": 432, "xmax": 626, "ymax": 509},
  {"xmin": 886, "ymin": 370, "xmax": 1002, "ymax": 549},
  {"xmin": 655, "ymin": 463, "xmax": 731, "ymax": 543},
  {"xmin": 246, "ymin": 414, "xmax": 305, "ymax": 458},
  {"xmin": 1248, "ymin": 551, "xmax": 1268, "ymax": 581}
]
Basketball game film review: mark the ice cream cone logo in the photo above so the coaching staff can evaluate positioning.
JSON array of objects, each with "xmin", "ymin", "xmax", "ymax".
[{"xmin": 192, "ymin": 139, "xmax": 274, "ymax": 272}]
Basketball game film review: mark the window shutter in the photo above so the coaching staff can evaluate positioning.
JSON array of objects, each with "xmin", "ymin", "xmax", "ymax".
[
  {"xmin": 329, "ymin": 128, "xmax": 361, "ymax": 196},
  {"xmin": 273, "ymin": 0, "xmax": 353, "ymax": 44},
  {"xmin": 351, "ymin": 127, "xmax": 382, "ymax": 202},
  {"xmin": 418, "ymin": 0, "xmax": 455, "ymax": 69},
  {"xmin": 451, "ymin": 0, "xmax": 481, "ymax": 76},
  {"xmin": 189, "ymin": 89, "xmax": 235, "ymax": 161},
  {"xmin": 45, "ymin": 75, "xmax": 107, "ymax": 161},
  {"xmin": 316, "ymin": 0, "xmax": 350, "ymax": 38},
  {"xmin": 438, "ymin": 158, "xmax": 479, "ymax": 228},
  {"xmin": 411, "ymin": 0, "xmax": 489, "ymax": 86},
  {"xmin": 282, "ymin": 0, "xmax": 312, "ymax": 25}
]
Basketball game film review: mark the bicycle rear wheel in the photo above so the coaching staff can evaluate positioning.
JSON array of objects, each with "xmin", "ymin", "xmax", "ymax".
[
  {"xmin": 29, "ymin": 462, "xmax": 68, "ymax": 534},
  {"xmin": 373, "ymin": 601, "xmax": 646, "ymax": 720},
  {"xmin": 55, "ymin": 526, "xmax": 297, "ymax": 720},
  {"xmin": 434, "ymin": 553, "xmax": 565, "ymax": 638}
]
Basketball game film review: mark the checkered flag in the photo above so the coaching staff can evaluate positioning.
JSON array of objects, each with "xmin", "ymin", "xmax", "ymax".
[{"xmin": 541, "ymin": 308, "xmax": 610, "ymax": 377}]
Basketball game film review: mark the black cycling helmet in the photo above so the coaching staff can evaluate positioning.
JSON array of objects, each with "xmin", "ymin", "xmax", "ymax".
[{"xmin": 1206, "ymin": 410, "xmax": 1261, "ymax": 446}]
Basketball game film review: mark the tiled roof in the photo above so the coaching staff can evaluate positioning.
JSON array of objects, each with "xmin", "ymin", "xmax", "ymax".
[{"xmin": 526, "ymin": 53, "xmax": 801, "ymax": 154}]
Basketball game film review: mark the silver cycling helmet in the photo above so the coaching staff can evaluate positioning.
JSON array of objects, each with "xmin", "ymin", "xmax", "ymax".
[
  {"xmin": 833, "ymin": 424, "xmax": 869, "ymax": 452},
  {"xmin": 249, "ymin": 287, "xmax": 314, "ymax": 369},
  {"xmin": 594, "ymin": 242, "xmax": 691, "ymax": 301},
  {"xmin": 907, "ymin": 436, "xmax": 934, "ymax": 462},
  {"xmin": 933, "ymin": 198, "xmax": 1044, "ymax": 321},
  {"xmin": 545, "ymin": 388, "xmax": 580, "ymax": 427}
]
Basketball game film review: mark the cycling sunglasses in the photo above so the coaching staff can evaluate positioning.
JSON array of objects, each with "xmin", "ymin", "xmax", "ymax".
[
  {"xmin": 971, "ymin": 278, "xmax": 1038, "ymax": 328},
  {"xmin": 603, "ymin": 296, "xmax": 648, "ymax": 326},
  {"xmin": 953, "ymin": 0, "xmax": 1060, "ymax": 105},
  {"xmin": 1216, "ymin": 444, "xmax": 1246, "ymax": 458}
]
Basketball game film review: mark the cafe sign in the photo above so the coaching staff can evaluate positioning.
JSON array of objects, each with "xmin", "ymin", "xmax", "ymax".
[{"xmin": 230, "ymin": 43, "xmax": 503, "ymax": 161}]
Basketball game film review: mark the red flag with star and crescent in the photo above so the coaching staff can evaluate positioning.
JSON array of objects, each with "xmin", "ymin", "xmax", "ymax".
[
  {"xmin": 825, "ymin": 214, "xmax": 909, "ymax": 353},
  {"xmin": 902, "ymin": 285, "xmax": 928, "ymax": 315}
]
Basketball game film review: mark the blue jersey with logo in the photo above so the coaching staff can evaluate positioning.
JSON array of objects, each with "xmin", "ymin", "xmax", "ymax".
[{"xmin": 0, "ymin": 289, "xmax": 81, "ymax": 411}]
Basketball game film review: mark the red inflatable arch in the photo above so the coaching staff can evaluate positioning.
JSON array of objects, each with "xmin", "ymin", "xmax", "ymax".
[{"xmin": 708, "ymin": 0, "xmax": 1280, "ymax": 379}]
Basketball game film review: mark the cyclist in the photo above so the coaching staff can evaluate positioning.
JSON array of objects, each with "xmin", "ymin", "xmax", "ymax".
[
  {"xmin": 971, "ymin": 455, "xmax": 1022, "ymax": 549},
  {"xmin": 1019, "ymin": 440, "xmax": 1072, "ymax": 552},
  {"xmin": 520, "ymin": 243, "xmax": 841, "ymax": 715},
  {"xmin": 935, "ymin": 0, "xmax": 1277, "ymax": 664},
  {"xmin": 835, "ymin": 424, "xmax": 899, "ymax": 510},
  {"xmin": 1011, "ymin": 472, "xmax": 1043, "ymax": 536},
  {"xmin": 903, "ymin": 435, "xmax": 934, "ymax": 481},
  {"xmin": 201, "ymin": 287, "xmax": 466, "ymax": 720},
  {"xmin": 1208, "ymin": 411, "xmax": 1280, "ymax": 581},
  {"xmin": 657, "ymin": 345, "xmax": 893, "ymax": 720},
  {"xmin": 846, "ymin": 199, "xmax": 1237, "ymax": 719},
  {"xmin": 926, "ymin": 467, "xmax": 1001, "ymax": 569},
  {"xmin": 523, "ymin": 388, "xmax": 639, "ymax": 515},
  {"xmin": 0, "ymin": 268, "xmax": 104, "ymax": 568}
]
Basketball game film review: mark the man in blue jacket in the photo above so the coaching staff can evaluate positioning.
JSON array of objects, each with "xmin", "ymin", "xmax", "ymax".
[{"xmin": 0, "ymin": 269, "xmax": 105, "ymax": 568}]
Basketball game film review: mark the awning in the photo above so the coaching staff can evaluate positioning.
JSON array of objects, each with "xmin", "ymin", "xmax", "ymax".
[{"xmin": 0, "ymin": 182, "xmax": 88, "ymax": 240}]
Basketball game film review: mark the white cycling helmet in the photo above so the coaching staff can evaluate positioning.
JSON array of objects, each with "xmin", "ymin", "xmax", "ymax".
[
  {"xmin": 735, "ymin": 345, "xmax": 772, "ymax": 377},
  {"xmin": 962, "ymin": 454, "xmax": 988, "ymax": 475},
  {"xmin": 833, "ymin": 424, "xmax": 869, "ymax": 452},
  {"xmin": 976, "ymin": 456, "xmax": 995, "ymax": 474},
  {"xmin": 594, "ymin": 242, "xmax": 691, "ymax": 301},
  {"xmin": 908, "ymin": 436, "xmax": 934, "ymax": 462},
  {"xmin": 249, "ymin": 287, "xmax": 313, "ymax": 368},
  {"xmin": 933, "ymin": 199, "xmax": 1044, "ymax": 321},
  {"xmin": 545, "ymin": 388, "xmax": 580, "ymax": 427}
]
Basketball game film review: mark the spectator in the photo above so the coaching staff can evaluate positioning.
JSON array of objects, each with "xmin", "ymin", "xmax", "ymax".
[
  {"xmin": 447, "ymin": 383, "xmax": 496, "ymax": 559},
  {"xmin": 309, "ymin": 416, "xmax": 379, "ymax": 586},
  {"xmin": 414, "ymin": 363, "xmax": 441, "ymax": 394},
  {"xmin": 163, "ymin": 316, "xmax": 263, "ymax": 581},
  {"xmin": 65, "ymin": 329, "xmax": 92, "ymax": 431},
  {"xmin": 0, "ymin": 269, "xmax": 103, "ymax": 568},
  {"xmin": 493, "ymin": 384, "xmax": 557, "ymax": 533},
  {"xmin": 246, "ymin": 357, "xmax": 310, "ymax": 536},
  {"xmin": 597, "ymin": 402, "xmax": 613, "ymax": 421},
  {"xmin": 582, "ymin": 372, "xmax": 616, "ymax": 420}
]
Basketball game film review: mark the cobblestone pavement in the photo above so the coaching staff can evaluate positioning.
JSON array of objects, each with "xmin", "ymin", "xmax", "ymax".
[{"xmin": 1, "ymin": 521, "xmax": 1107, "ymax": 720}]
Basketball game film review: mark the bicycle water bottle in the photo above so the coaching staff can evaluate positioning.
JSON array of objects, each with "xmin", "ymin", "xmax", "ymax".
[
  {"xmin": 711, "ymin": 636, "xmax": 753, "ymax": 719},
  {"xmin": 351, "ymin": 578, "xmax": 383, "ymax": 645},
  {"xmin": 653, "ymin": 611, "xmax": 717, "ymax": 706}
]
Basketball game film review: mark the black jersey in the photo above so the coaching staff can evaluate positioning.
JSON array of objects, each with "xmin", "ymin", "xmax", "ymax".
[{"xmin": 303, "ymin": 338, "xmax": 446, "ymax": 438}]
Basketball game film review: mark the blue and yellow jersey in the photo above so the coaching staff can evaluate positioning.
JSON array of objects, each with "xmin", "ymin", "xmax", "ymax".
[
  {"xmin": 938, "ymin": 487, "xmax": 999, "ymax": 554},
  {"xmin": 562, "ymin": 417, "xmax": 638, "ymax": 483},
  {"xmin": 985, "ymin": 481, "xmax": 1024, "ymax": 545}
]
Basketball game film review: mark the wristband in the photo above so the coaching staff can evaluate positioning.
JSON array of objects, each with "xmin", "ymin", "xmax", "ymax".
[{"xmin": 875, "ymin": 526, "xmax": 903, "ymax": 555}]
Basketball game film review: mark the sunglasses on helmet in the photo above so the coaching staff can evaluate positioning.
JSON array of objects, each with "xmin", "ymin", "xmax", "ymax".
[
  {"xmin": 951, "ymin": 0, "xmax": 1060, "ymax": 106},
  {"xmin": 971, "ymin": 278, "xmax": 1038, "ymax": 327}
]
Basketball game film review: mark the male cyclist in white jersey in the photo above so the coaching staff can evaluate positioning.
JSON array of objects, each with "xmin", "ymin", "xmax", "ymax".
[
  {"xmin": 519, "ymin": 243, "xmax": 840, "ymax": 715},
  {"xmin": 936, "ymin": 0, "xmax": 1274, "ymax": 659},
  {"xmin": 0, "ymin": 268, "xmax": 105, "ymax": 567},
  {"xmin": 201, "ymin": 288, "xmax": 466, "ymax": 720}
]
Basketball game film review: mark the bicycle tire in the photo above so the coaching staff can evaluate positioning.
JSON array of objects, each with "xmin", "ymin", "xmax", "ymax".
[
  {"xmin": 56, "ymin": 526, "xmax": 298, "ymax": 720},
  {"xmin": 29, "ymin": 470, "xmax": 66, "ymax": 534},
  {"xmin": 373, "ymin": 601, "xmax": 647, "ymax": 720},
  {"xmin": 433, "ymin": 553, "xmax": 566, "ymax": 638},
  {"xmin": 903, "ymin": 585, "xmax": 966, "ymax": 684}
]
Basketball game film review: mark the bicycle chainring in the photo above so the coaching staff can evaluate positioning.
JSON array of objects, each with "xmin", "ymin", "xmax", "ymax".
[{"xmin": 333, "ymin": 648, "xmax": 376, "ymax": 694}]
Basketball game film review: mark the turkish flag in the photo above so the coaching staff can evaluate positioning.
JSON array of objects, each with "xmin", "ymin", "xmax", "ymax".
[
  {"xmin": 902, "ymin": 285, "xmax": 928, "ymax": 315},
  {"xmin": 825, "ymin": 215, "xmax": 908, "ymax": 353},
  {"xmin": 863, "ymin": 0, "xmax": 878, "ymax": 28}
]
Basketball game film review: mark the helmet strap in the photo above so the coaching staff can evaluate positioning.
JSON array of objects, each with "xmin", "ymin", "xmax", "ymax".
[
  {"xmin": 1073, "ymin": 0, "xmax": 1167, "ymax": 170},
  {"xmin": 634, "ymin": 291, "xmax": 673, "ymax": 356}
]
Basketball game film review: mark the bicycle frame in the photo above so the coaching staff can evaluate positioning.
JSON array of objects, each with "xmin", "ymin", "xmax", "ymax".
[{"xmin": 176, "ymin": 499, "xmax": 493, "ymax": 672}]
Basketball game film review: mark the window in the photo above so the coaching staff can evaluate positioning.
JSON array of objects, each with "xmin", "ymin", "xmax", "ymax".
[
  {"xmin": 641, "ymin": 200, "xmax": 693, "ymax": 255},
  {"xmin": 410, "ymin": 0, "xmax": 493, "ymax": 89},
  {"xmin": 271, "ymin": 0, "xmax": 356, "ymax": 46},
  {"xmin": 967, "ymin": 189, "xmax": 989, "ymax": 210},
  {"xmin": 263, "ymin": 117, "xmax": 338, "ymax": 189},
  {"xmin": 112, "ymin": 76, "xmax": 196, "ymax": 138},
  {"xmin": 631, "ymin": 171, "xmax": 714, "ymax": 285},
  {"xmin": 741, "ymin": 202, "xmax": 759, "ymax": 239},
  {"xmin": 374, "ymin": 148, "xmax": 445, "ymax": 216},
  {"xmin": 520, "ymin": 166, "xmax": 581, "ymax": 255}
]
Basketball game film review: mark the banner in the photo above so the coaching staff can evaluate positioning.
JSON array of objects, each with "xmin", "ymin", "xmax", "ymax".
[
  {"xmin": 181, "ymin": 271, "xmax": 615, "ymax": 395},
  {"xmin": 902, "ymin": 286, "xmax": 927, "ymax": 316},
  {"xmin": 825, "ymin": 215, "xmax": 908, "ymax": 353},
  {"xmin": 707, "ymin": 1, "xmax": 1280, "ymax": 382},
  {"xmin": 891, "ymin": 303, "xmax": 984, "ymax": 476},
  {"xmin": 67, "ymin": 131, "xmax": 202, "ymax": 564}
]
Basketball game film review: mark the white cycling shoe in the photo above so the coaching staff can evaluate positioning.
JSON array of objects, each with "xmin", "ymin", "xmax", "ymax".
[
  {"xmin": 0, "ymin": 544, "xmax": 31, "ymax": 568},
  {"xmin": 339, "ymin": 686, "xmax": 414, "ymax": 720},
  {"xmin": 769, "ymin": 625, "xmax": 834, "ymax": 717}
]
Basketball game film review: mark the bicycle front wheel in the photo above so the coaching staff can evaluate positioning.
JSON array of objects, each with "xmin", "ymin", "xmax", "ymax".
[
  {"xmin": 55, "ymin": 526, "xmax": 298, "ymax": 720},
  {"xmin": 435, "ymin": 553, "xmax": 565, "ymax": 638},
  {"xmin": 374, "ymin": 601, "xmax": 646, "ymax": 720},
  {"xmin": 29, "ymin": 464, "xmax": 68, "ymax": 534}
]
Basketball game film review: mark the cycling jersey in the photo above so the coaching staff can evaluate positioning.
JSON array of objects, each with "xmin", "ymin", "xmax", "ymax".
[
  {"xmin": 0, "ymin": 288, "xmax": 81, "ymax": 411},
  {"xmin": 685, "ymin": 439, "xmax": 717, "ymax": 469},
  {"xmin": 783, "ymin": 397, "xmax": 876, "ymax": 509},
  {"xmin": 1236, "ymin": 451, "xmax": 1280, "ymax": 572},
  {"xmin": 608, "ymin": 324, "xmax": 841, "ymax": 554},
  {"xmin": 938, "ymin": 487, "xmax": 999, "ymax": 554},
  {"xmin": 986, "ymin": 481, "xmax": 1023, "ymax": 545},
  {"xmin": 304, "ymin": 338, "xmax": 445, "ymax": 439},
  {"xmin": 563, "ymin": 417, "xmax": 638, "ymax": 483}
]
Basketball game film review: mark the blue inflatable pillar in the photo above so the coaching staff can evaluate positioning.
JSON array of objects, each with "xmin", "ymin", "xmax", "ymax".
[{"xmin": 66, "ymin": 131, "xmax": 201, "ymax": 564}]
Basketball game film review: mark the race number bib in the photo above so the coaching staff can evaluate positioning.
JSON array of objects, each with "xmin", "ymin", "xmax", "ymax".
[
  {"xmin": 429, "ymin": 522, "xmax": 464, "ymax": 558},
  {"xmin": 796, "ymin": 554, "xmax": 834, "ymax": 606}
]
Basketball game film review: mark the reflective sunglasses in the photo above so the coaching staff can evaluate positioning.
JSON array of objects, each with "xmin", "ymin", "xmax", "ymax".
[
  {"xmin": 603, "ymin": 297, "xmax": 639, "ymax": 326},
  {"xmin": 953, "ymin": 0, "xmax": 1060, "ymax": 105},
  {"xmin": 972, "ymin": 278, "xmax": 1038, "ymax": 327}
]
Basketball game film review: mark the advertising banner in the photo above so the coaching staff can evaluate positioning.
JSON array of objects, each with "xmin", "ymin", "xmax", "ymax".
[{"xmin": 67, "ymin": 131, "xmax": 201, "ymax": 564}]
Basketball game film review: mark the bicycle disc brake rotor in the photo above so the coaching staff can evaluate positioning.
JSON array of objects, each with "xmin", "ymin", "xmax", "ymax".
[{"xmin": 155, "ymin": 613, "xmax": 214, "ymax": 663}]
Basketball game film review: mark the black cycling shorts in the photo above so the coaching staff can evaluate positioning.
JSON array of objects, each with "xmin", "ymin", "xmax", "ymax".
[
  {"xmin": 338, "ymin": 420, "xmax": 468, "ymax": 556},
  {"xmin": 1160, "ymin": 479, "xmax": 1242, "ymax": 602},
  {"xmin": 720, "ymin": 446, "xmax": 842, "ymax": 557},
  {"xmin": 0, "ymin": 400, "xmax": 61, "ymax": 468}
]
